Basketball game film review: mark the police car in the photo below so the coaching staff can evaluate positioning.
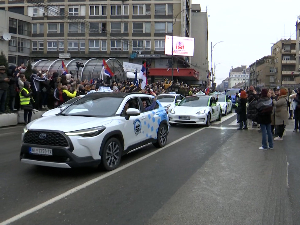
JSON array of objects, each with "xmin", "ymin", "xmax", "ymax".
[{"xmin": 20, "ymin": 93, "xmax": 169, "ymax": 171}]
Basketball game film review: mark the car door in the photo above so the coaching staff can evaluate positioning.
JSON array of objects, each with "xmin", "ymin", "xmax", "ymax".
[
  {"xmin": 210, "ymin": 97, "xmax": 219, "ymax": 121},
  {"xmin": 121, "ymin": 97, "xmax": 145, "ymax": 148},
  {"xmin": 140, "ymin": 97, "xmax": 160, "ymax": 140}
]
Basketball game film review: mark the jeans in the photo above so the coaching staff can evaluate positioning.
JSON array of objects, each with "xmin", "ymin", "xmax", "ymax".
[
  {"xmin": 260, "ymin": 124, "xmax": 273, "ymax": 149},
  {"xmin": 0, "ymin": 89, "xmax": 7, "ymax": 113}
]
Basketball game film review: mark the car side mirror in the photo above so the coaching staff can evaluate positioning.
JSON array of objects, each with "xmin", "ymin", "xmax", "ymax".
[{"xmin": 125, "ymin": 108, "xmax": 140, "ymax": 120}]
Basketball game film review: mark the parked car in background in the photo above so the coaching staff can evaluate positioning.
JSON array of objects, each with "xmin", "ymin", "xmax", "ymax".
[
  {"xmin": 157, "ymin": 93, "xmax": 184, "ymax": 113},
  {"xmin": 215, "ymin": 94, "xmax": 232, "ymax": 115},
  {"xmin": 225, "ymin": 89, "xmax": 240, "ymax": 106},
  {"xmin": 169, "ymin": 95, "xmax": 221, "ymax": 126}
]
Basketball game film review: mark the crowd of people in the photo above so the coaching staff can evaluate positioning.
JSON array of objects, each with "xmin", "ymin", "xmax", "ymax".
[
  {"xmin": 0, "ymin": 63, "xmax": 205, "ymax": 123},
  {"xmin": 235, "ymin": 86, "xmax": 300, "ymax": 150}
]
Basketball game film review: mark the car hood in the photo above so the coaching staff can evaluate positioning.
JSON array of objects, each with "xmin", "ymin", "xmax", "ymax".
[
  {"xmin": 27, "ymin": 116, "xmax": 113, "ymax": 132},
  {"xmin": 174, "ymin": 106, "xmax": 208, "ymax": 114},
  {"xmin": 42, "ymin": 108, "xmax": 62, "ymax": 117}
]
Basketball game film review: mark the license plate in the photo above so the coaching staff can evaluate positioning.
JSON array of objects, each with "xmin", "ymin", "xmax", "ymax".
[
  {"xmin": 179, "ymin": 116, "xmax": 190, "ymax": 120},
  {"xmin": 30, "ymin": 147, "xmax": 52, "ymax": 156}
]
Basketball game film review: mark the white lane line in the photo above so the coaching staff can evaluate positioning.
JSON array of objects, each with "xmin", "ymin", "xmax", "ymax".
[
  {"xmin": 228, "ymin": 120, "xmax": 238, "ymax": 126},
  {"xmin": 0, "ymin": 127, "xmax": 206, "ymax": 225},
  {"xmin": 287, "ymin": 156, "xmax": 290, "ymax": 188},
  {"xmin": 209, "ymin": 126, "xmax": 239, "ymax": 130},
  {"xmin": 213, "ymin": 113, "xmax": 236, "ymax": 125}
]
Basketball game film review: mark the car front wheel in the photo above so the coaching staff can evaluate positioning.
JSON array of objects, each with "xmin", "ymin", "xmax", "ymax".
[
  {"xmin": 101, "ymin": 137, "xmax": 122, "ymax": 171},
  {"xmin": 153, "ymin": 124, "xmax": 168, "ymax": 148}
]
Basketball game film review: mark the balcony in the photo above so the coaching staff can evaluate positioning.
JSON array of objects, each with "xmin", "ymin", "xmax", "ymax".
[
  {"xmin": 282, "ymin": 60, "xmax": 296, "ymax": 64},
  {"xmin": 282, "ymin": 71, "xmax": 300, "ymax": 75},
  {"xmin": 291, "ymin": 49, "xmax": 296, "ymax": 54},
  {"xmin": 282, "ymin": 81, "xmax": 296, "ymax": 85},
  {"xmin": 282, "ymin": 49, "xmax": 291, "ymax": 53}
]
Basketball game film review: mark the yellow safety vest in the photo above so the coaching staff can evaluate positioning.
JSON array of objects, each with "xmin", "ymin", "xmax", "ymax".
[{"xmin": 19, "ymin": 88, "xmax": 30, "ymax": 106}]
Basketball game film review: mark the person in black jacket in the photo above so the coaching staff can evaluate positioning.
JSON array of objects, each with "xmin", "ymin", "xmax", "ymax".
[
  {"xmin": 247, "ymin": 86, "xmax": 258, "ymax": 127},
  {"xmin": 236, "ymin": 90, "xmax": 248, "ymax": 130},
  {"xmin": 256, "ymin": 89, "xmax": 273, "ymax": 150}
]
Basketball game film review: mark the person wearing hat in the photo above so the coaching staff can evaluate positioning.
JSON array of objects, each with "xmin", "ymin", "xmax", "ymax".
[
  {"xmin": 272, "ymin": 88, "xmax": 289, "ymax": 141},
  {"xmin": 0, "ymin": 65, "xmax": 10, "ymax": 113},
  {"xmin": 19, "ymin": 81, "xmax": 34, "ymax": 124},
  {"xmin": 256, "ymin": 89, "xmax": 274, "ymax": 150}
]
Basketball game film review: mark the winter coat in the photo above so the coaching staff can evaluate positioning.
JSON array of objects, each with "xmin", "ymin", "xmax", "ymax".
[
  {"xmin": 8, "ymin": 74, "xmax": 17, "ymax": 97},
  {"xmin": 256, "ymin": 97, "xmax": 273, "ymax": 125},
  {"xmin": 273, "ymin": 95, "xmax": 289, "ymax": 126},
  {"xmin": 236, "ymin": 98, "xmax": 247, "ymax": 122},
  {"xmin": 247, "ymin": 93, "xmax": 258, "ymax": 121},
  {"xmin": 0, "ymin": 72, "xmax": 9, "ymax": 90}
]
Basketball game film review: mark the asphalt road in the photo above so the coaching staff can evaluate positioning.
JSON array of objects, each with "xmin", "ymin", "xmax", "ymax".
[{"xmin": 0, "ymin": 113, "xmax": 299, "ymax": 225}]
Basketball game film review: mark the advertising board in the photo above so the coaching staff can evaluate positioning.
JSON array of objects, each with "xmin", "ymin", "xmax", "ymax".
[{"xmin": 165, "ymin": 35, "xmax": 194, "ymax": 57}]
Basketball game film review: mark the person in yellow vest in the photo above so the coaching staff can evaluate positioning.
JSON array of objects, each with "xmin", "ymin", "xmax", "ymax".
[{"xmin": 20, "ymin": 81, "xmax": 34, "ymax": 124}]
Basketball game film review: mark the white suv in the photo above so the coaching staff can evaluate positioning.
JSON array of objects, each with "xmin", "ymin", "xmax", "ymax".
[{"xmin": 20, "ymin": 93, "xmax": 169, "ymax": 171}]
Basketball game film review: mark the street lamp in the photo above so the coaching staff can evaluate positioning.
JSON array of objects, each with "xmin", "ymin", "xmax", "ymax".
[
  {"xmin": 171, "ymin": 8, "xmax": 191, "ymax": 81},
  {"xmin": 211, "ymin": 41, "xmax": 223, "ymax": 90}
]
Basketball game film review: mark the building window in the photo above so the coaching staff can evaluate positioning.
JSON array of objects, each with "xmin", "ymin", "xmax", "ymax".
[
  {"xmin": 111, "ymin": 22, "xmax": 121, "ymax": 33},
  {"xmin": 155, "ymin": 4, "xmax": 166, "ymax": 15},
  {"xmin": 90, "ymin": 22, "xmax": 99, "ymax": 33},
  {"xmin": 58, "ymin": 41, "xmax": 64, "ymax": 51},
  {"xmin": 111, "ymin": 40, "xmax": 122, "ymax": 51},
  {"xmin": 48, "ymin": 6, "xmax": 59, "ymax": 16},
  {"xmin": 101, "ymin": 6, "xmax": 107, "ymax": 15},
  {"xmin": 90, "ymin": 5, "xmax": 100, "ymax": 16},
  {"xmin": 167, "ymin": 4, "xmax": 173, "ymax": 15},
  {"xmin": 39, "ymin": 41, "xmax": 44, "ymax": 50},
  {"xmin": 123, "ymin": 5, "xmax": 129, "ymax": 15},
  {"xmin": 9, "ymin": 37, "xmax": 17, "ymax": 47},
  {"xmin": 89, "ymin": 40, "xmax": 100, "ymax": 51},
  {"xmin": 283, "ymin": 56, "xmax": 290, "ymax": 60},
  {"xmin": 32, "ymin": 24, "xmax": 37, "ymax": 34},
  {"xmin": 33, "ymin": 7, "xmax": 38, "ymax": 17},
  {"xmin": 69, "ymin": 6, "xmax": 79, "ymax": 16},
  {"xmin": 40, "ymin": 23, "xmax": 44, "ymax": 33},
  {"xmin": 101, "ymin": 40, "xmax": 107, "ymax": 51},
  {"xmin": 133, "ymin": 5, "xmax": 144, "ymax": 15},
  {"xmin": 80, "ymin": 40, "xmax": 85, "ymax": 51},
  {"xmin": 123, "ymin": 23, "xmax": 128, "ymax": 33},
  {"xmin": 133, "ymin": 23, "xmax": 143, "ymax": 33},
  {"xmin": 167, "ymin": 22, "xmax": 172, "ymax": 33},
  {"xmin": 32, "ymin": 41, "xmax": 38, "ymax": 51},
  {"xmin": 155, "ymin": 40, "xmax": 165, "ymax": 51},
  {"xmin": 132, "ymin": 40, "xmax": 143, "ymax": 51},
  {"xmin": 59, "ymin": 23, "xmax": 64, "ymax": 33},
  {"xmin": 144, "ymin": 40, "xmax": 151, "ymax": 50},
  {"xmin": 154, "ymin": 22, "xmax": 166, "ymax": 33},
  {"xmin": 68, "ymin": 40, "xmax": 78, "ymax": 51},
  {"xmin": 68, "ymin": 23, "xmax": 85, "ymax": 33},
  {"xmin": 48, "ymin": 23, "xmax": 58, "ymax": 33},
  {"xmin": 145, "ymin": 4, "xmax": 151, "ymax": 15},
  {"xmin": 111, "ymin": 5, "xmax": 121, "ymax": 15},
  {"xmin": 122, "ymin": 40, "xmax": 129, "ymax": 51},
  {"xmin": 47, "ymin": 41, "xmax": 57, "ymax": 51},
  {"xmin": 144, "ymin": 23, "xmax": 151, "ymax": 33}
]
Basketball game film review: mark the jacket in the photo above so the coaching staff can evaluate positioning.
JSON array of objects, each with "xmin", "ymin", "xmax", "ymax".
[
  {"xmin": 20, "ymin": 88, "xmax": 33, "ymax": 110},
  {"xmin": 273, "ymin": 95, "xmax": 289, "ymax": 125},
  {"xmin": 247, "ymin": 92, "xmax": 258, "ymax": 121},
  {"xmin": 0, "ymin": 72, "xmax": 9, "ymax": 90},
  {"xmin": 256, "ymin": 97, "xmax": 273, "ymax": 124},
  {"xmin": 236, "ymin": 98, "xmax": 247, "ymax": 122}
]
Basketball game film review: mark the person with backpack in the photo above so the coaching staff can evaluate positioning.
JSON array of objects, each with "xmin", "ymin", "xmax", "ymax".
[
  {"xmin": 256, "ymin": 89, "xmax": 274, "ymax": 150},
  {"xmin": 272, "ymin": 88, "xmax": 289, "ymax": 141}
]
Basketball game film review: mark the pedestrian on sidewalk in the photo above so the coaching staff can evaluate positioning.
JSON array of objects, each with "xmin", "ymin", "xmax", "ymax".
[
  {"xmin": 273, "ymin": 88, "xmax": 289, "ymax": 141},
  {"xmin": 256, "ymin": 89, "xmax": 273, "ymax": 150},
  {"xmin": 291, "ymin": 88, "xmax": 300, "ymax": 132},
  {"xmin": 236, "ymin": 90, "xmax": 248, "ymax": 130},
  {"xmin": 20, "ymin": 81, "xmax": 34, "ymax": 124}
]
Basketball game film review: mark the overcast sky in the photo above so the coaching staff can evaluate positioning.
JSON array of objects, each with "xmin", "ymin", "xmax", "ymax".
[{"xmin": 192, "ymin": 0, "xmax": 300, "ymax": 85}]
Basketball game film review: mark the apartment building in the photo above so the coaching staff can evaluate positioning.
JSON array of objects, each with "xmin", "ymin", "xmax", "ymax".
[
  {"xmin": 296, "ymin": 17, "xmax": 300, "ymax": 80},
  {"xmin": 1, "ymin": 0, "xmax": 192, "ymax": 69},
  {"xmin": 228, "ymin": 65, "xmax": 249, "ymax": 89},
  {"xmin": 0, "ymin": 10, "xmax": 32, "ymax": 65},
  {"xmin": 271, "ymin": 39, "xmax": 298, "ymax": 88}
]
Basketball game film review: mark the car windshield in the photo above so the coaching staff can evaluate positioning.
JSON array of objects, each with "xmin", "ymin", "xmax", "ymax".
[
  {"xmin": 157, "ymin": 95, "xmax": 175, "ymax": 102},
  {"xmin": 178, "ymin": 96, "xmax": 209, "ymax": 107},
  {"xmin": 61, "ymin": 96, "xmax": 81, "ymax": 107},
  {"xmin": 218, "ymin": 95, "xmax": 226, "ymax": 102},
  {"xmin": 226, "ymin": 90, "xmax": 239, "ymax": 96},
  {"xmin": 61, "ymin": 94, "xmax": 123, "ymax": 117}
]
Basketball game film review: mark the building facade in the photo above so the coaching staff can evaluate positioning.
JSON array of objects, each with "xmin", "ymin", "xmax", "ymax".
[
  {"xmin": 0, "ymin": 10, "xmax": 32, "ymax": 65},
  {"xmin": 228, "ymin": 65, "xmax": 249, "ymax": 89},
  {"xmin": 296, "ymin": 17, "xmax": 300, "ymax": 80},
  {"xmin": 0, "ymin": 0, "xmax": 209, "ymax": 84}
]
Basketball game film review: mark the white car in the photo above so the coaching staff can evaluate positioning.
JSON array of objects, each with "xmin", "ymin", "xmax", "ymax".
[
  {"xmin": 42, "ymin": 96, "xmax": 83, "ymax": 117},
  {"xmin": 169, "ymin": 95, "xmax": 222, "ymax": 126},
  {"xmin": 215, "ymin": 94, "xmax": 233, "ymax": 115},
  {"xmin": 157, "ymin": 94, "xmax": 185, "ymax": 113},
  {"xmin": 20, "ymin": 93, "xmax": 169, "ymax": 170}
]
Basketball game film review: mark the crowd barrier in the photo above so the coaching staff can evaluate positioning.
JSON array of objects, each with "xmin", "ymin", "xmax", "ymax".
[{"xmin": 0, "ymin": 110, "xmax": 44, "ymax": 128}]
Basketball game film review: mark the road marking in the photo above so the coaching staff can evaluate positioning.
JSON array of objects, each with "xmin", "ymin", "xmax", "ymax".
[
  {"xmin": 287, "ymin": 157, "xmax": 290, "ymax": 188},
  {"xmin": 228, "ymin": 120, "xmax": 238, "ymax": 126},
  {"xmin": 213, "ymin": 113, "xmax": 236, "ymax": 125},
  {"xmin": 0, "ymin": 127, "xmax": 206, "ymax": 225},
  {"xmin": 209, "ymin": 126, "xmax": 239, "ymax": 130}
]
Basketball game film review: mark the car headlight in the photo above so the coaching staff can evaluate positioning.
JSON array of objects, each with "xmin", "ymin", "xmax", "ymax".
[
  {"xmin": 65, "ymin": 126, "xmax": 106, "ymax": 137},
  {"xmin": 170, "ymin": 109, "xmax": 175, "ymax": 114},
  {"xmin": 196, "ymin": 109, "xmax": 206, "ymax": 115},
  {"xmin": 23, "ymin": 126, "xmax": 28, "ymax": 134}
]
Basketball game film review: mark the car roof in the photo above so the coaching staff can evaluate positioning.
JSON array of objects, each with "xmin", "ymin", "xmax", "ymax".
[
  {"xmin": 85, "ymin": 92, "xmax": 153, "ymax": 98},
  {"xmin": 158, "ymin": 93, "xmax": 180, "ymax": 96}
]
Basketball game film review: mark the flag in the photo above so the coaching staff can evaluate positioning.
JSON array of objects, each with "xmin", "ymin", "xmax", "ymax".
[
  {"xmin": 134, "ymin": 70, "xmax": 139, "ymax": 87},
  {"xmin": 205, "ymin": 87, "xmax": 210, "ymax": 95},
  {"xmin": 177, "ymin": 67, "xmax": 179, "ymax": 73},
  {"xmin": 291, "ymin": 71, "xmax": 294, "ymax": 75},
  {"xmin": 207, "ymin": 72, "xmax": 211, "ymax": 79},
  {"xmin": 62, "ymin": 61, "xmax": 68, "ymax": 75},
  {"xmin": 101, "ymin": 59, "xmax": 114, "ymax": 77},
  {"xmin": 139, "ymin": 62, "xmax": 147, "ymax": 89},
  {"xmin": 167, "ymin": 68, "xmax": 170, "ymax": 71}
]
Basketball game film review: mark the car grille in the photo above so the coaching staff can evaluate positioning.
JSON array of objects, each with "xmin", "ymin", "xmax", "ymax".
[{"xmin": 24, "ymin": 131, "xmax": 69, "ymax": 147}]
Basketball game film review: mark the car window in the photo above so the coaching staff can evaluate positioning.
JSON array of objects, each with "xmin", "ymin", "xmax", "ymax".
[
  {"xmin": 62, "ymin": 94, "xmax": 123, "ymax": 117},
  {"xmin": 218, "ymin": 95, "xmax": 226, "ymax": 102},
  {"xmin": 121, "ymin": 97, "xmax": 140, "ymax": 116},
  {"xmin": 179, "ymin": 96, "xmax": 209, "ymax": 107}
]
